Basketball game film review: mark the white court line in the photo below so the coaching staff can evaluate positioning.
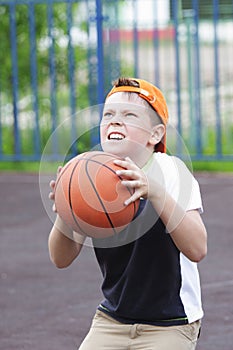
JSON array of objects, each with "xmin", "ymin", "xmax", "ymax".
[{"xmin": 202, "ymin": 279, "xmax": 233, "ymax": 290}]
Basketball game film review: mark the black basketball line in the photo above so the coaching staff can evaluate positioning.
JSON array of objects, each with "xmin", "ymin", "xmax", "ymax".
[
  {"xmin": 60, "ymin": 154, "xmax": 114, "ymax": 236},
  {"xmin": 84, "ymin": 155, "xmax": 138, "ymax": 234},
  {"xmin": 68, "ymin": 159, "xmax": 89, "ymax": 236},
  {"xmin": 58, "ymin": 152, "xmax": 138, "ymax": 237},
  {"xmin": 85, "ymin": 159, "xmax": 117, "ymax": 235},
  {"xmin": 87, "ymin": 153, "xmax": 138, "ymax": 218}
]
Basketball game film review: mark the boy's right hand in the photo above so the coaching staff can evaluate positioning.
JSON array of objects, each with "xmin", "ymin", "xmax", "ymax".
[{"xmin": 49, "ymin": 166, "xmax": 63, "ymax": 213}]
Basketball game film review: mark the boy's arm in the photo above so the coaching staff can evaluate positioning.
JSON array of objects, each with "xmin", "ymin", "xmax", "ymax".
[
  {"xmin": 48, "ymin": 215, "xmax": 85, "ymax": 268},
  {"xmin": 114, "ymin": 158, "xmax": 207, "ymax": 263},
  {"xmin": 148, "ymin": 183, "xmax": 207, "ymax": 262},
  {"xmin": 48, "ymin": 172, "xmax": 85, "ymax": 269}
]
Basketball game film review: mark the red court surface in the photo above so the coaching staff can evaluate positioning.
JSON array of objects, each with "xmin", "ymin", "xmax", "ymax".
[{"xmin": 0, "ymin": 172, "xmax": 233, "ymax": 350}]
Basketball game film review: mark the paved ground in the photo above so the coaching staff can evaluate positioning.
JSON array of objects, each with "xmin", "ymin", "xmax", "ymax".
[{"xmin": 0, "ymin": 172, "xmax": 233, "ymax": 350}]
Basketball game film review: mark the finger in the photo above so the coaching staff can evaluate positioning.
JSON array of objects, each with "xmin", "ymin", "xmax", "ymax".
[
  {"xmin": 50, "ymin": 180, "xmax": 56, "ymax": 189},
  {"xmin": 113, "ymin": 159, "xmax": 128, "ymax": 169},
  {"xmin": 124, "ymin": 156, "xmax": 134, "ymax": 164},
  {"xmin": 49, "ymin": 192, "xmax": 55, "ymax": 200},
  {"xmin": 124, "ymin": 192, "xmax": 141, "ymax": 206},
  {"xmin": 116, "ymin": 169, "xmax": 137, "ymax": 179},
  {"xmin": 121, "ymin": 179, "xmax": 141, "ymax": 188},
  {"xmin": 114, "ymin": 158, "xmax": 137, "ymax": 170},
  {"xmin": 57, "ymin": 166, "xmax": 63, "ymax": 175},
  {"xmin": 52, "ymin": 203, "xmax": 57, "ymax": 213}
]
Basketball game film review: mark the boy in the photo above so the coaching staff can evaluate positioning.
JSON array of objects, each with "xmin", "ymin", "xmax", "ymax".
[{"xmin": 48, "ymin": 78, "xmax": 207, "ymax": 349}]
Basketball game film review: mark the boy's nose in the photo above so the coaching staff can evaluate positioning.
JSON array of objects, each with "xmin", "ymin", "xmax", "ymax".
[
  {"xmin": 110, "ymin": 120, "xmax": 123, "ymax": 126},
  {"xmin": 110, "ymin": 112, "xmax": 124, "ymax": 125}
]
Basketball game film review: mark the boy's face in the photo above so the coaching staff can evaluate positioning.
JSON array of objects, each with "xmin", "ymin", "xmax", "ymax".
[{"xmin": 100, "ymin": 92, "xmax": 156, "ymax": 160}]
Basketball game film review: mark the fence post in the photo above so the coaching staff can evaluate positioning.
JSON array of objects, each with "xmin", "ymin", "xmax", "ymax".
[
  {"xmin": 9, "ymin": 3, "xmax": 21, "ymax": 159},
  {"xmin": 47, "ymin": 2, "xmax": 59, "ymax": 157},
  {"xmin": 132, "ymin": 0, "xmax": 139, "ymax": 78},
  {"xmin": 96, "ymin": 0, "xmax": 104, "ymax": 105},
  {"xmin": 28, "ymin": 2, "xmax": 41, "ymax": 159},
  {"xmin": 172, "ymin": 0, "xmax": 182, "ymax": 155},
  {"xmin": 192, "ymin": 0, "xmax": 202, "ymax": 157},
  {"xmin": 88, "ymin": 0, "xmax": 104, "ymax": 148},
  {"xmin": 213, "ymin": 0, "xmax": 222, "ymax": 157},
  {"xmin": 66, "ymin": 1, "xmax": 77, "ymax": 155},
  {"xmin": 184, "ymin": 10, "xmax": 195, "ymax": 149},
  {"xmin": 152, "ymin": 0, "xmax": 160, "ymax": 86}
]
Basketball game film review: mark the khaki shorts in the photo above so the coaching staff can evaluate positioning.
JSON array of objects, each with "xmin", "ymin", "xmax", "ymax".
[{"xmin": 78, "ymin": 310, "xmax": 201, "ymax": 350}]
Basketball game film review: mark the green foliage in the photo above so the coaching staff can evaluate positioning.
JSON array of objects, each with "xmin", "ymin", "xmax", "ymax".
[
  {"xmin": 0, "ymin": 2, "xmax": 87, "ymax": 95},
  {"xmin": 0, "ymin": 2, "xmax": 90, "ymax": 158},
  {"xmin": 184, "ymin": 125, "xmax": 233, "ymax": 157}
]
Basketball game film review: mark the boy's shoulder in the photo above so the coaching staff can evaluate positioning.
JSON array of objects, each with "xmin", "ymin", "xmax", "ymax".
[
  {"xmin": 153, "ymin": 152, "xmax": 192, "ymax": 175},
  {"xmin": 150, "ymin": 153, "xmax": 202, "ymax": 212},
  {"xmin": 150, "ymin": 152, "xmax": 186, "ymax": 172},
  {"xmin": 146, "ymin": 152, "xmax": 198, "ymax": 190}
]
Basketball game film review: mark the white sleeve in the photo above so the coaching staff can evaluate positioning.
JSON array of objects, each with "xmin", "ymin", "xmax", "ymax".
[
  {"xmin": 186, "ymin": 176, "xmax": 203, "ymax": 213},
  {"xmin": 153, "ymin": 154, "xmax": 203, "ymax": 213},
  {"xmin": 170, "ymin": 156, "xmax": 203, "ymax": 213}
]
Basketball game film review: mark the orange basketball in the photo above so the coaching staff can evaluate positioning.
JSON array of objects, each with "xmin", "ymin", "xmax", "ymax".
[{"xmin": 54, "ymin": 151, "xmax": 140, "ymax": 238}]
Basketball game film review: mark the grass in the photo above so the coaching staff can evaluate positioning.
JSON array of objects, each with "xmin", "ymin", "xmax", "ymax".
[
  {"xmin": 192, "ymin": 161, "xmax": 233, "ymax": 173},
  {"xmin": 0, "ymin": 161, "xmax": 60, "ymax": 173},
  {"xmin": 0, "ymin": 159, "xmax": 233, "ymax": 174}
]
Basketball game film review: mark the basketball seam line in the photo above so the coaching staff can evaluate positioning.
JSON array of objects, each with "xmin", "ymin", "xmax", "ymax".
[
  {"xmin": 85, "ymin": 158, "xmax": 118, "ymax": 235},
  {"xmin": 68, "ymin": 159, "xmax": 88, "ymax": 236}
]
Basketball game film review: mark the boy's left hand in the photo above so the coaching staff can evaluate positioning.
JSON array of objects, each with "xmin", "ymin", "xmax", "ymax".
[
  {"xmin": 114, "ymin": 157, "xmax": 148, "ymax": 206},
  {"xmin": 49, "ymin": 166, "xmax": 63, "ymax": 212}
]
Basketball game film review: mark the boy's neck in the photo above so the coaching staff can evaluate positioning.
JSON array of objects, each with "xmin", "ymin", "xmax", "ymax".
[
  {"xmin": 142, "ymin": 153, "xmax": 154, "ymax": 171},
  {"xmin": 129, "ymin": 148, "xmax": 154, "ymax": 168}
]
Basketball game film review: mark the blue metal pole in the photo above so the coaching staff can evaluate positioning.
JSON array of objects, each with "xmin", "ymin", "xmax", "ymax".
[
  {"xmin": 153, "ymin": 0, "xmax": 160, "ymax": 86},
  {"xmin": 108, "ymin": 1, "xmax": 120, "ymax": 84},
  {"xmin": 112, "ymin": 1, "xmax": 121, "ymax": 79},
  {"xmin": 47, "ymin": 2, "xmax": 58, "ymax": 157},
  {"xmin": 184, "ymin": 10, "xmax": 195, "ymax": 149},
  {"xmin": 67, "ymin": 1, "xmax": 77, "ymax": 156},
  {"xmin": 28, "ymin": 2, "xmax": 41, "ymax": 159},
  {"xmin": 9, "ymin": 3, "xmax": 21, "ymax": 159},
  {"xmin": 172, "ymin": 0, "xmax": 182, "ymax": 156},
  {"xmin": 86, "ymin": 0, "xmax": 97, "ymax": 107},
  {"xmin": 0, "ymin": 4, "xmax": 3, "ymax": 158},
  {"xmin": 213, "ymin": 0, "xmax": 222, "ymax": 156},
  {"xmin": 91, "ymin": 0, "xmax": 104, "ymax": 148},
  {"xmin": 133, "ymin": 0, "xmax": 139, "ymax": 78},
  {"xmin": 192, "ymin": 0, "xmax": 202, "ymax": 157},
  {"xmin": 96, "ymin": 0, "xmax": 104, "ymax": 105},
  {"xmin": 0, "ymin": 59, "xmax": 2, "ymax": 157}
]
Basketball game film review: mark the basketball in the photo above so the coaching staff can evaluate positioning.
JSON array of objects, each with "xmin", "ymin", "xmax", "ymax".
[{"xmin": 54, "ymin": 151, "xmax": 140, "ymax": 238}]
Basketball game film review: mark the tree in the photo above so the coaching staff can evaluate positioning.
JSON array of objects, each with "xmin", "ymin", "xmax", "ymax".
[{"xmin": 0, "ymin": 2, "xmax": 87, "ymax": 101}]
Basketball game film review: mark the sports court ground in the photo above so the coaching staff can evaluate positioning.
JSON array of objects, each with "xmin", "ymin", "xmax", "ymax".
[{"xmin": 0, "ymin": 172, "xmax": 232, "ymax": 350}]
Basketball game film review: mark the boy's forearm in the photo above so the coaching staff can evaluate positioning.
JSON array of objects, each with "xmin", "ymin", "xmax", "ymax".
[
  {"xmin": 148, "ymin": 179, "xmax": 207, "ymax": 262},
  {"xmin": 48, "ymin": 216, "xmax": 84, "ymax": 268}
]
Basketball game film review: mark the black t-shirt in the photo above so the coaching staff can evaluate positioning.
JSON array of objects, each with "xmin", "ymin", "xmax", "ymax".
[{"xmin": 93, "ymin": 199, "xmax": 188, "ymax": 326}]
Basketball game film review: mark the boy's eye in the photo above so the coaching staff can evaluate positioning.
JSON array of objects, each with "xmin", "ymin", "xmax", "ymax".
[
  {"xmin": 103, "ymin": 112, "xmax": 113, "ymax": 118},
  {"xmin": 125, "ymin": 113, "xmax": 137, "ymax": 118}
]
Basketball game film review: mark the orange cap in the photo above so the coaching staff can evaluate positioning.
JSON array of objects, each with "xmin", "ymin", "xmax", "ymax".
[{"xmin": 106, "ymin": 78, "xmax": 169, "ymax": 153}]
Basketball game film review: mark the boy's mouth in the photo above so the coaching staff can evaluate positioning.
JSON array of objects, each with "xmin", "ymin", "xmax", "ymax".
[{"xmin": 108, "ymin": 132, "xmax": 125, "ymax": 140}]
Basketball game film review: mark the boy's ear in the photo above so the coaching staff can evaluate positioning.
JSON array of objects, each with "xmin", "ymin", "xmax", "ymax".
[{"xmin": 149, "ymin": 124, "xmax": 165, "ymax": 146}]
